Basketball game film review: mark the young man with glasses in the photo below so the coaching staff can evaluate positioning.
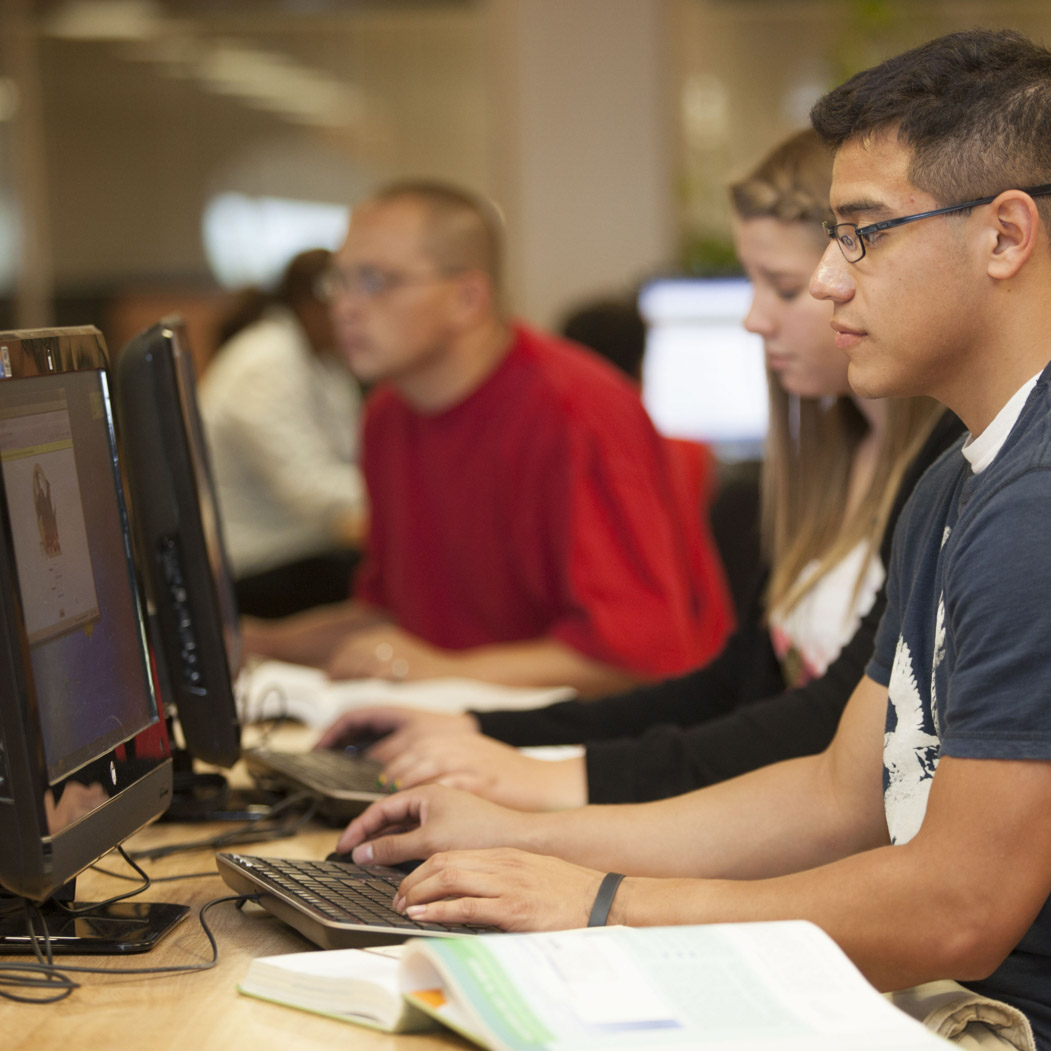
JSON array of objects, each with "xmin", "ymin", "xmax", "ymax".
[
  {"xmin": 243, "ymin": 180, "xmax": 732, "ymax": 696},
  {"xmin": 333, "ymin": 31, "xmax": 1051, "ymax": 1048}
]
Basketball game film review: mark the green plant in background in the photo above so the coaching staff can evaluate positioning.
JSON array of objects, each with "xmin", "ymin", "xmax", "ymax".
[
  {"xmin": 676, "ymin": 0, "xmax": 914, "ymax": 274},
  {"xmin": 828, "ymin": 0, "xmax": 909, "ymax": 87},
  {"xmin": 678, "ymin": 232, "xmax": 742, "ymax": 277}
]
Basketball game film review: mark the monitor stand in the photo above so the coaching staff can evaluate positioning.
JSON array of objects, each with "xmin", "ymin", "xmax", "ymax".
[
  {"xmin": 162, "ymin": 740, "xmax": 282, "ymax": 823},
  {"xmin": 0, "ymin": 883, "xmax": 189, "ymax": 955}
]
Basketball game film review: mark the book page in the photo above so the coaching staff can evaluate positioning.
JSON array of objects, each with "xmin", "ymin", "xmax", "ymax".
[
  {"xmin": 402, "ymin": 923, "xmax": 949, "ymax": 1051},
  {"xmin": 238, "ymin": 947, "xmax": 434, "ymax": 1033}
]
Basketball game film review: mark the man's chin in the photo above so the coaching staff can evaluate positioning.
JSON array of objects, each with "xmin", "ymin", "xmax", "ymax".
[
  {"xmin": 846, "ymin": 361, "xmax": 893, "ymax": 401},
  {"xmin": 342, "ymin": 351, "xmax": 380, "ymax": 384}
]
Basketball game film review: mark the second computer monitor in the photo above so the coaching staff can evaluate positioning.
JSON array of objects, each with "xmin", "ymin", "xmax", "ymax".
[{"xmin": 115, "ymin": 318, "xmax": 242, "ymax": 770}]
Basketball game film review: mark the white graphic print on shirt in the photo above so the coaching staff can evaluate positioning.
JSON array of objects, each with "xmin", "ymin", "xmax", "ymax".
[{"xmin": 883, "ymin": 527, "xmax": 950, "ymax": 846}]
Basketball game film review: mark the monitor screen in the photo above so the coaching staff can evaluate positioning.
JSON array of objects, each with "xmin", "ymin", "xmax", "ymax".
[
  {"xmin": 638, "ymin": 277, "xmax": 768, "ymax": 460},
  {"xmin": 0, "ymin": 349, "xmax": 172, "ymax": 905},
  {"xmin": 114, "ymin": 318, "xmax": 242, "ymax": 771}
]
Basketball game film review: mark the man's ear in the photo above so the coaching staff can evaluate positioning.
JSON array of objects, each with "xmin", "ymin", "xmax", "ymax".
[
  {"xmin": 986, "ymin": 191, "xmax": 1041, "ymax": 280},
  {"xmin": 452, "ymin": 269, "xmax": 493, "ymax": 320}
]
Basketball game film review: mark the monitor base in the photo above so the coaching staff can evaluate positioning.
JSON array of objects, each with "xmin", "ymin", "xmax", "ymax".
[
  {"xmin": 164, "ymin": 767, "xmax": 284, "ymax": 822},
  {"xmin": 0, "ymin": 897, "xmax": 189, "ymax": 954}
]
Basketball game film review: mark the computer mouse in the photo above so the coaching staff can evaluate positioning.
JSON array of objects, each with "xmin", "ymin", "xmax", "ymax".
[{"xmin": 338, "ymin": 732, "xmax": 390, "ymax": 757}]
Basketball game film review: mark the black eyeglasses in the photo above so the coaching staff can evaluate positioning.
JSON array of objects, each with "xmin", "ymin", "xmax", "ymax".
[{"xmin": 823, "ymin": 182, "xmax": 1051, "ymax": 263}]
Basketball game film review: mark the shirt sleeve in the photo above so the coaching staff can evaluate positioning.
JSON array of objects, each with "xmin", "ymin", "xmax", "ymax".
[
  {"xmin": 475, "ymin": 570, "xmax": 775, "ymax": 746},
  {"xmin": 539, "ymin": 404, "xmax": 725, "ymax": 677},
  {"xmin": 584, "ymin": 588, "xmax": 883, "ymax": 802},
  {"xmin": 940, "ymin": 468, "xmax": 1051, "ymax": 758}
]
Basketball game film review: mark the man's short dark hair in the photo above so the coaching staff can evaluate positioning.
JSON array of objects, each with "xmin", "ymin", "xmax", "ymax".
[
  {"xmin": 368, "ymin": 180, "xmax": 505, "ymax": 296},
  {"xmin": 810, "ymin": 29, "xmax": 1051, "ymax": 218}
]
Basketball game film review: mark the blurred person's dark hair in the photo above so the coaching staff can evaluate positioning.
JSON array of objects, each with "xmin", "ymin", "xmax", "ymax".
[
  {"xmin": 276, "ymin": 248, "xmax": 332, "ymax": 308},
  {"xmin": 214, "ymin": 248, "xmax": 332, "ymax": 350},
  {"xmin": 559, "ymin": 296, "xmax": 646, "ymax": 383}
]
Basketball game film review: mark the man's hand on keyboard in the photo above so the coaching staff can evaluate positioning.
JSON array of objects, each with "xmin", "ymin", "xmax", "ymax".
[
  {"xmin": 378, "ymin": 734, "xmax": 588, "ymax": 811},
  {"xmin": 335, "ymin": 783, "xmax": 538, "ymax": 866},
  {"xmin": 392, "ymin": 847, "xmax": 605, "ymax": 933},
  {"xmin": 315, "ymin": 705, "xmax": 480, "ymax": 762},
  {"xmin": 325, "ymin": 625, "xmax": 457, "ymax": 683}
]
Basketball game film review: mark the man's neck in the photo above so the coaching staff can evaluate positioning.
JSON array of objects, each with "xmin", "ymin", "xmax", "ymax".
[
  {"xmin": 397, "ymin": 317, "xmax": 513, "ymax": 414},
  {"xmin": 946, "ymin": 343, "xmax": 1049, "ymax": 437}
]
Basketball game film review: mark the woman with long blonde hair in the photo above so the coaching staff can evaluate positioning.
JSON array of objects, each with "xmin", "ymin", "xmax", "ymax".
[{"xmin": 316, "ymin": 129, "xmax": 962, "ymax": 810}]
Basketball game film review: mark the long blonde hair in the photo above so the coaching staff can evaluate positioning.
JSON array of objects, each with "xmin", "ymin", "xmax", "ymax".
[{"xmin": 730, "ymin": 129, "xmax": 941, "ymax": 617}]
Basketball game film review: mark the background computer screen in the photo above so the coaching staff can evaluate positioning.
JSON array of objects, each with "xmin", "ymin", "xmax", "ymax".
[
  {"xmin": 0, "ymin": 364, "xmax": 172, "ymax": 906},
  {"xmin": 115, "ymin": 318, "xmax": 242, "ymax": 772},
  {"xmin": 638, "ymin": 277, "xmax": 768, "ymax": 461}
]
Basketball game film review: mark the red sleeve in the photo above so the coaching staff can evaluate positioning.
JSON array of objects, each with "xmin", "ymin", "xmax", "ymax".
[
  {"xmin": 543, "ymin": 403, "xmax": 732, "ymax": 678},
  {"xmin": 352, "ymin": 393, "xmax": 389, "ymax": 609}
]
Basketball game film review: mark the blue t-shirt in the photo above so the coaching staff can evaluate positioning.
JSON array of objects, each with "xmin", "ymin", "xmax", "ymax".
[{"xmin": 868, "ymin": 366, "xmax": 1051, "ymax": 1048}]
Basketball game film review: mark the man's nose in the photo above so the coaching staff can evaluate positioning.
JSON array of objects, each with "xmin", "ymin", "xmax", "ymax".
[{"xmin": 810, "ymin": 241, "xmax": 854, "ymax": 304}]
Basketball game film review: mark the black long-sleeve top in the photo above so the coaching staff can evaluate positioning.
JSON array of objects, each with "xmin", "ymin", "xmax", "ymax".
[{"xmin": 474, "ymin": 411, "xmax": 965, "ymax": 804}]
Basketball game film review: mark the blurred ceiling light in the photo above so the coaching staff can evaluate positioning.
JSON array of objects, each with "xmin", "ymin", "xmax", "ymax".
[
  {"xmin": 45, "ymin": 0, "xmax": 167, "ymax": 42},
  {"xmin": 196, "ymin": 42, "xmax": 363, "ymax": 127},
  {"xmin": 122, "ymin": 34, "xmax": 198, "ymax": 74},
  {"xmin": 85, "ymin": 19, "xmax": 365, "ymax": 131}
]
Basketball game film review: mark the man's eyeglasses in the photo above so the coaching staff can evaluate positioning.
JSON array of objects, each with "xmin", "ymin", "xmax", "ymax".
[
  {"xmin": 315, "ymin": 265, "xmax": 458, "ymax": 302},
  {"xmin": 823, "ymin": 182, "xmax": 1051, "ymax": 263}
]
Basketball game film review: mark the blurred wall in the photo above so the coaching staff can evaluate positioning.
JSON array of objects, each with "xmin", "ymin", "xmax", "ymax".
[{"xmin": 3, "ymin": 0, "xmax": 1051, "ymax": 356}]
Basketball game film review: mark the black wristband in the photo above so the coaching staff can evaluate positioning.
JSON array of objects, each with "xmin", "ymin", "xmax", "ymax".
[{"xmin": 587, "ymin": 872, "xmax": 625, "ymax": 927}]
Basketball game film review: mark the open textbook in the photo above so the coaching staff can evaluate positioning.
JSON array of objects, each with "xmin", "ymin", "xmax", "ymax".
[
  {"xmin": 236, "ymin": 658, "xmax": 576, "ymax": 729},
  {"xmin": 237, "ymin": 921, "xmax": 953, "ymax": 1049}
]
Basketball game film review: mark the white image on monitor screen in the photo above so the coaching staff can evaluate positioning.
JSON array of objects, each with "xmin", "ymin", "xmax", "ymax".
[
  {"xmin": 0, "ymin": 396, "xmax": 100, "ymax": 645},
  {"xmin": 639, "ymin": 278, "xmax": 768, "ymax": 458}
]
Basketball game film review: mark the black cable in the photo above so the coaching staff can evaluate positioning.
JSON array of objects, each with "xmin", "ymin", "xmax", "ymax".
[
  {"xmin": 0, "ymin": 893, "xmax": 259, "ymax": 1003},
  {"xmin": 128, "ymin": 790, "xmax": 319, "ymax": 862},
  {"xmin": 53, "ymin": 845, "xmax": 151, "ymax": 915},
  {"xmin": 89, "ymin": 863, "xmax": 217, "ymax": 883}
]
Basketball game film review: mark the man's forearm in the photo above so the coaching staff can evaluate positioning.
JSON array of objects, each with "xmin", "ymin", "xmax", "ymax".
[
  {"xmin": 454, "ymin": 637, "xmax": 642, "ymax": 697},
  {"xmin": 604, "ymin": 754, "xmax": 1051, "ymax": 992},
  {"xmin": 518, "ymin": 749, "xmax": 883, "ymax": 879},
  {"xmin": 242, "ymin": 600, "xmax": 391, "ymax": 666},
  {"xmin": 606, "ymin": 845, "xmax": 950, "ymax": 991}
]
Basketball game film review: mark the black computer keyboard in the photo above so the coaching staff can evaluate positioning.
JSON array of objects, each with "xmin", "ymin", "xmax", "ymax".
[
  {"xmin": 246, "ymin": 747, "xmax": 385, "ymax": 792},
  {"xmin": 242, "ymin": 747, "xmax": 388, "ymax": 822},
  {"xmin": 217, "ymin": 852, "xmax": 498, "ymax": 949}
]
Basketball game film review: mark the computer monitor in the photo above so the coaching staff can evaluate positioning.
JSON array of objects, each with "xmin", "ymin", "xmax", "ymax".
[
  {"xmin": 114, "ymin": 319, "xmax": 245, "ymax": 813},
  {"xmin": 0, "ymin": 326, "xmax": 185, "ymax": 951},
  {"xmin": 638, "ymin": 277, "xmax": 769, "ymax": 461}
]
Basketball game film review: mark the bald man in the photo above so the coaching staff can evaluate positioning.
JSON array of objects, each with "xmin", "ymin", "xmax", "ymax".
[{"xmin": 243, "ymin": 181, "xmax": 731, "ymax": 697}]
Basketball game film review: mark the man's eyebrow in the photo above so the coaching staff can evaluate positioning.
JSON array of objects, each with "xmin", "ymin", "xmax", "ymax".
[{"xmin": 832, "ymin": 197, "xmax": 893, "ymax": 221}]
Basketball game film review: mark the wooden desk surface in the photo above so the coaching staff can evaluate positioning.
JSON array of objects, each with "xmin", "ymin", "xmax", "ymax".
[{"xmin": 1, "ymin": 730, "xmax": 472, "ymax": 1051}]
